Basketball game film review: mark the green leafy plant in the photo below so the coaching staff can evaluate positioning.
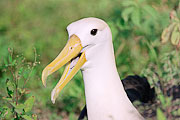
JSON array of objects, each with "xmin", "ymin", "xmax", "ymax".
[
  {"xmin": 0, "ymin": 48, "xmax": 39, "ymax": 120},
  {"xmin": 161, "ymin": 4, "xmax": 180, "ymax": 47},
  {"xmin": 141, "ymin": 50, "xmax": 180, "ymax": 119},
  {"xmin": 157, "ymin": 108, "xmax": 166, "ymax": 120},
  {"xmin": 121, "ymin": 0, "xmax": 158, "ymax": 28},
  {"xmin": 116, "ymin": 1, "xmax": 180, "ymax": 119}
]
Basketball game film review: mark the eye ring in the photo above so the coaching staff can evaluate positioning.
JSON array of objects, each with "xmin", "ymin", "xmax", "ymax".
[{"xmin": 90, "ymin": 29, "xmax": 98, "ymax": 36}]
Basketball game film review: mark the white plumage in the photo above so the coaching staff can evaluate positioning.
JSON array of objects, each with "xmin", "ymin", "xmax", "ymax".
[{"xmin": 42, "ymin": 17, "xmax": 144, "ymax": 120}]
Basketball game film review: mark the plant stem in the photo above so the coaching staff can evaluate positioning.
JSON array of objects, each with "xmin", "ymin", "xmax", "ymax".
[
  {"xmin": 10, "ymin": 66, "xmax": 18, "ymax": 105},
  {"xmin": 23, "ymin": 48, "xmax": 37, "ymax": 88},
  {"xmin": 176, "ymin": 47, "xmax": 180, "ymax": 66},
  {"xmin": 9, "ymin": 66, "xmax": 18, "ymax": 119}
]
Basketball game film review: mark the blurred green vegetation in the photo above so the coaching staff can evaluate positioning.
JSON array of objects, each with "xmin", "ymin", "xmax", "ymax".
[{"xmin": 0, "ymin": 0, "xmax": 179, "ymax": 119}]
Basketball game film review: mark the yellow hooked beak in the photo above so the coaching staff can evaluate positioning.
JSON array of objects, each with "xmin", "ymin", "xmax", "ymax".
[{"xmin": 42, "ymin": 34, "xmax": 87, "ymax": 103}]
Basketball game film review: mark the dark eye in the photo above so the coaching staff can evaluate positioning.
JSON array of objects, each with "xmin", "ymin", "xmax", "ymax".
[{"xmin": 90, "ymin": 29, "xmax": 98, "ymax": 36}]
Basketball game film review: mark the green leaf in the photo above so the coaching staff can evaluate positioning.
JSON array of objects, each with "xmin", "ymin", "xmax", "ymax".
[
  {"xmin": 18, "ymin": 67, "xmax": 24, "ymax": 75},
  {"xmin": 8, "ymin": 55, "xmax": 12, "ymax": 63},
  {"xmin": 122, "ymin": 7, "xmax": 134, "ymax": 22},
  {"xmin": 131, "ymin": 9, "xmax": 141, "ymax": 27},
  {"xmin": 16, "ymin": 104, "xmax": 25, "ymax": 109},
  {"xmin": 161, "ymin": 23, "xmax": 176, "ymax": 43},
  {"xmin": 158, "ymin": 94, "xmax": 166, "ymax": 106},
  {"xmin": 2, "ymin": 97, "xmax": 13, "ymax": 103},
  {"xmin": 23, "ymin": 69, "xmax": 29, "ymax": 79},
  {"xmin": 6, "ymin": 80, "xmax": 14, "ymax": 91},
  {"xmin": 157, "ymin": 108, "xmax": 166, "ymax": 120},
  {"xmin": 22, "ymin": 115, "xmax": 32, "ymax": 120},
  {"xmin": 3, "ymin": 58, "xmax": 8, "ymax": 66},
  {"xmin": 15, "ymin": 108, "xmax": 23, "ymax": 114},
  {"xmin": 178, "ymin": 108, "xmax": 180, "ymax": 116},
  {"xmin": 15, "ymin": 104, "xmax": 25, "ymax": 114},
  {"xmin": 171, "ymin": 25, "xmax": 180, "ymax": 45},
  {"xmin": 142, "ymin": 5, "xmax": 157, "ymax": 19},
  {"xmin": 6, "ymin": 79, "xmax": 14, "ymax": 97},
  {"xmin": 18, "ymin": 88, "xmax": 25, "ymax": 94},
  {"xmin": 9, "ymin": 102, "xmax": 16, "ymax": 108},
  {"xmin": 7, "ymin": 88, "xmax": 13, "ymax": 98},
  {"xmin": 12, "ymin": 60, "xmax": 16, "ymax": 66},
  {"xmin": 165, "ymin": 97, "xmax": 172, "ymax": 107},
  {"xmin": 24, "ymin": 96, "xmax": 35, "ymax": 113}
]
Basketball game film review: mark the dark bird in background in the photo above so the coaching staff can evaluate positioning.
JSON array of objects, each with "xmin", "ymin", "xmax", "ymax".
[
  {"xmin": 78, "ymin": 75, "xmax": 180, "ymax": 120},
  {"xmin": 167, "ymin": 85, "xmax": 180, "ymax": 100},
  {"xmin": 78, "ymin": 75, "xmax": 155, "ymax": 120},
  {"xmin": 121, "ymin": 75, "xmax": 155, "ymax": 103}
]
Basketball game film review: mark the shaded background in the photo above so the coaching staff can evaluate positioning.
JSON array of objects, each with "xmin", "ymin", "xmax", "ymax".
[{"xmin": 0, "ymin": 0, "xmax": 179, "ymax": 119}]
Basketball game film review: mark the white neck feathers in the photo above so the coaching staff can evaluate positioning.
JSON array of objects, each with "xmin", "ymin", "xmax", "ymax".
[{"xmin": 81, "ymin": 39, "xmax": 143, "ymax": 120}]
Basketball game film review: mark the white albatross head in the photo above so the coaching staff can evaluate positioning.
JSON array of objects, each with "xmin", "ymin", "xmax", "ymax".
[
  {"xmin": 42, "ymin": 17, "xmax": 113, "ymax": 103},
  {"xmin": 42, "ymin": 17, "xmax": 144, "ymax": 120}
]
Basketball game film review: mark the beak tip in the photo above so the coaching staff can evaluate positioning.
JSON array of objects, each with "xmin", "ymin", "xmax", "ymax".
[
  {"xmin": 43, "ymin": 83, "xmax": 47, "ymax": 87},
  {"xmin": 42, "ymin": 78, "xmax": 47, "ymax": 87},
  {"xmin": 51, "ymin": 98, "xmax": 55, "ymax": 104},
  {"xmin": 42, "ymin": 69, "xmax": 48, "ymax": 87},
  {"xmin": 52, "ymin": 100, "xmax": 55, "ymax": 104},
  {"xmin": 51, "ymin": 88, "xmax": 57, "ymax": 104}
]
